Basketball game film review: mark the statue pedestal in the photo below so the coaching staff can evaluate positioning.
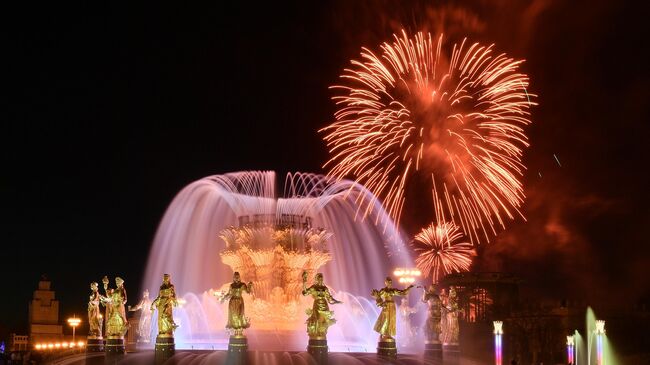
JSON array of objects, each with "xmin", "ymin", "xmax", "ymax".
[
  {"xmin": 377, "ymin": 338, "xmax": 397, "ymax": 359},
  {"xmin": 226, "ymin": 336, "xmax": 248, "ymax": 365},
  {"xmin": 307, "ymin": 338, "xmax": 328, "ymax": 365},
  {"xmin": 154, "ymin": 335, "xmax": 175, "ymax": 365},
  {"xmin": 105, "ymin": 336, "xmax": 125, "ymax": 356},
  {"xmin": 86, "ymin": 337, "xmax": 104, "ymax": 353},
  {"xmin": 424, "ymin": 341, "xmax": 443, "ymax": 363},
  {"xmin": 443, "ymin": 343, "xmax": 460, "ymax": 365}
]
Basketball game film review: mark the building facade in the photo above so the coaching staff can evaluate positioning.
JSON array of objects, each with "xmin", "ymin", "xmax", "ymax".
[{"xmin": 28, "ymin": 276, "xmax": 63, "ymax": 344}]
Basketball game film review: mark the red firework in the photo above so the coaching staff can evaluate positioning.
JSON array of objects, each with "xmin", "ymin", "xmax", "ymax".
[{"xmin": 322, "ymin": 30, "xmax": 535, "ymax": 243}]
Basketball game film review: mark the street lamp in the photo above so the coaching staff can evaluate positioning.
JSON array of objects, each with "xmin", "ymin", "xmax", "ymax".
[
  {"xmin": 67, "ymin": 316, "xmax": 81, "ymax": 345},
  {"xmin": 393, "ymin": 267, "xmax": 422, "ymax": 284},
  {"xmin": 595, "ymin": 320, "xmax": 605, "ymax": 365},
  {"xmin": 493, "ymin": 321, "xmax": 503, "ymax": 365},
  {"xmin": 567, "ymin": 335, "xmax": 575, "ymax": 365}
]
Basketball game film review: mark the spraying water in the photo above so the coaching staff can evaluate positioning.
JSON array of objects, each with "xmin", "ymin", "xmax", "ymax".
[
  {"xmin": 578, "ymin": 307, "xmax": 618, "ymax": 365},
  {"xmin": 142, "ymin": 171, "xmax": 421, "ymax": 351}
]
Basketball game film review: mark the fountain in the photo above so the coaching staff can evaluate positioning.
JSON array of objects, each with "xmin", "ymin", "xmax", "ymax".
[
  {"xmin": 571, "ymin": 307, "xmax": 618, "ymax": 365},
  {"xmin": 141, "ymin": 171, "xmax": 420, "ymax": 352}
]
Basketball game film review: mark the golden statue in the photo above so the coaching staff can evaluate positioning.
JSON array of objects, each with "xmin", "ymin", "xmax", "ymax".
[
  {"xmin": 301, "ymin": 271, "xmax": 342, "ymax": 339},
  {"xmin": 371, "ymin": 276, "xmax": 413, "ymax": 341},
  {"xmin": 221, "ymin": 272, "xmax": 253, "ymax": 337},
  {"xmin": 88, "ymin": 282, "xmax": 103, "ymax": 338},
  {"xmin": 101, "ymin": 276, "xmax": 129, "ymax": 337},
  {"xmin": 442, "ymin": 286, "xmax": 460, "ymax": 344},
  {"xmin": 421, "ymin": 284, "xmax": 442, "ymax": 343},
  {"xmin": 150, "ymin": 274, "xmax": 178, "ymax": 337}
]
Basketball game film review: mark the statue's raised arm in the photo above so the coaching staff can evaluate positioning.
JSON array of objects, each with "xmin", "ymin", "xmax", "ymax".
[
  {"xmin": 372, "ymin": 276, "xmax": 412, "ymax": 342},
  {"xmin": 304, "ymin": 273, "xmax": 340, "ymax": 340},
  {"xmin": 224, "ymin": 272, "xmax": 251, "ymax": 337}
]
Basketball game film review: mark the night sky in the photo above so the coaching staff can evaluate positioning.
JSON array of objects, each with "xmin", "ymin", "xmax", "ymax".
[{"xmin": 3, "ymin": 1, "xmax": 649, "ymax": 336}]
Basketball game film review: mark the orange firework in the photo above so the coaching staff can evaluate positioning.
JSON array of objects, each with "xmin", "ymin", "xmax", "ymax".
[
  {"xmin": 413, "ymin": 222, "xmax": 476, "ymax": 284},
  {"xmin": 322, "ymin": 30, "xmax": 535, "ymax": 243}
]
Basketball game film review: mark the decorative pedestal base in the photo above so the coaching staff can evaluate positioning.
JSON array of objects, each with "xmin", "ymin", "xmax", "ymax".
[
  {"xmin": 226, "ymin": 336, "xmax": 248, "ymax": 365},
  {"xmin": 86, "ymin": 337, "xmax": 104, "ymax": 353},
  {"xmin": 105, "ymin": 336, "xmax": 125, "ymax": 356},
  {"xmin": 424, "ymin": 342, "xmax": 443, "ymax": 363},
  {"xmin": 377, "ymin": 338, "xmax": 397, "ymax": 359},
  {"xmin": 155, "ymin": 335, "xmax": 175, "ymax": 365},
  {"xmin": 307, "ymin": 338, "xmax": 328, "ymax": 365},
  {"xmin": 443, "ymin": 343, "xmax": 460, "ymax": 365}
]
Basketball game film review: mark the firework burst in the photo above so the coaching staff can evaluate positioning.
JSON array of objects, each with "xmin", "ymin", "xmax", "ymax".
[
  {"xmin": 322, "ymin": 30, "xmax": 535, "ymax": 243},
  {"xmin": 413, "ymin": 222, "xmax": 476, "ymax": 283}
]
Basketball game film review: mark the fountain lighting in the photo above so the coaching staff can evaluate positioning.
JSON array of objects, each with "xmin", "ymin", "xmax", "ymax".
[
  {"xmin": 143, "ymin": 171, "xmax": 415, "ymax": 351},
  {"xmin": 493, "ymin": 321, "xmax": 503, "ymax": 365},
  {"xmin": 567, "ymin": 335, "xmax": 575, "ymax": 365},
  {"xmin": 595, "ymin": 320, "xmax": 605, "ymax": 365}
]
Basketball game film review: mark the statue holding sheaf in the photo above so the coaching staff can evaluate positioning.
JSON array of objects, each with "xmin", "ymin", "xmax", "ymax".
[{"xmin": 151, "ymin": 274, "xmax": 178, "ymax": 337}]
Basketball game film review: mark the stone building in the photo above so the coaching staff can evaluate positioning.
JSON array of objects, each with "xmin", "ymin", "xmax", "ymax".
[{"xmin": 28, "ymin": 276, "xmax": 63, "ymax": 344}]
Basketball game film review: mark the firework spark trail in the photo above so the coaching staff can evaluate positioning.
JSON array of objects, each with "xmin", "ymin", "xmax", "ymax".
[
  {"xmin": 321, "ymin": 30, "xmax": 536, "ymax": 243},
  {"xmin": 412, "ymin": 222, "xmax": 476, "ymax": 284}
]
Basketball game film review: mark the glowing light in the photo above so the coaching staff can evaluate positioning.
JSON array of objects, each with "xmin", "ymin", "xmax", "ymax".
[
  {"xmin": 54, "ymin": 343, "xmax": 61, "ymax": 348},
  {"xmin": 322, "ymin": 30, "xmax": 535, "ymax": 244},
  {"xmin": 595, "ymin": 320, "xmax": 605, "ymax": 365},
  {"xmin": 493, "ymin": 321, "xmax": 503, "ymax": 335},
  {"xmin": 493, "ymin": 321, "xmax": 503, "ymax": 365},
  {"xmin": 77, "ymin": 341, "xmax": 84, "ymax": 347},
  {"xmin": 67, "ymin": 316, "xmax": 81, "ymax": 345},
  {"xmin": 393, "ymin": 267, "xmax": 421, "ymax": 285},
  {"xmin": 412, "ymin": 222, "xmax": 476, "ymax": 283},
  {"xmin": 47, "ymin": 344, "xmax": 54, "ymax": 349},
  {"xmin": 393, "ymin": 268, "xmax": 421, "ymax": 277},
  {"xmin": 567, "ymin": 335, "xmax": 575, "ymax": 365},
  {"xmin": 35, "ymin": 344, "xmax": 42, "ymax": 350}
]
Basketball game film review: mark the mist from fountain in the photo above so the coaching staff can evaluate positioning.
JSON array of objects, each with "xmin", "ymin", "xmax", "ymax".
[{"xmin": 141, "ymin": 171, "xmax": 423, "ymax": 352}]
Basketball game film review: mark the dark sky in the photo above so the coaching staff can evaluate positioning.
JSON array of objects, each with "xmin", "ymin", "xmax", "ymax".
[{"xmin": 3, "ymin": 1, "xmax": 649, "ymax": 335}]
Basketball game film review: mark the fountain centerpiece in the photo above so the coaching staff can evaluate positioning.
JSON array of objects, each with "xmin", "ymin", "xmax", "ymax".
[
  {"xmin": 142, "ymin": 171, "xmax": 416, "ymax": 351},
  {"xmin": 218, "ymin": 223, "xmax": 332, "ymax": 330}
]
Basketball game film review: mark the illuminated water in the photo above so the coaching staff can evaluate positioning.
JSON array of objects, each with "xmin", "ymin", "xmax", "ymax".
[
  {"xmin": 578, "ymin": 307, "xmax": 618, "ymax": 365},
  {"xmin": 141, "ymin": 171, "xmax": 422, "ymax": 351}
]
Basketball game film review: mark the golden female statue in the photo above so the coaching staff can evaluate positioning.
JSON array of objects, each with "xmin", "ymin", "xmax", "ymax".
[
  {"xmin": 444, "ymin": 286, "xmax": 460, "ymax": 344},
  {"xmin": 88, "ymin": 282, "xmax": 103, "ymax": 338},
  {"xmin": 221, "ymin": 272, "xmax": 253, "ymax": 337},
  {"xmin": 421, "ymin": 284, "xmax": 442, "ymax": 343},
  {"xmin": 371, "ymin": 276, "xmax": 413, "ymax": 340},
  {"xmin": 301, "ymin": 272, "xmax": 342, "ymax": 339},
  {"xmin": 101, "ymin": 276, "xmax": 128, "ymax": 337},
  {"xmin": 150, "ymin": 274, "xmax": 178, "ymax": 337}
]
